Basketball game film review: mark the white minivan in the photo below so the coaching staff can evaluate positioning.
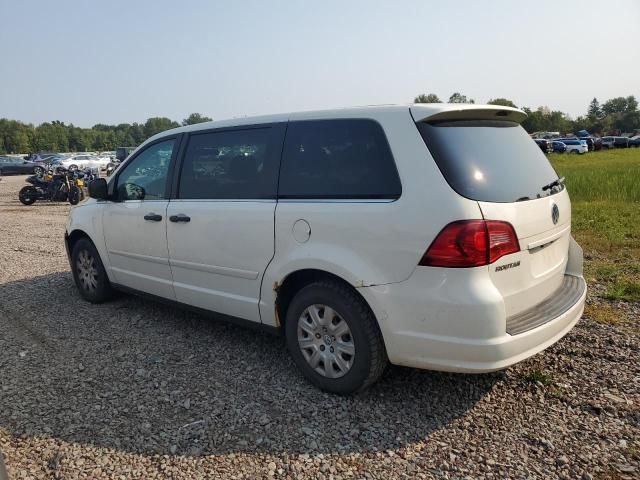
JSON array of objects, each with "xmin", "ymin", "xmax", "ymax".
[{"xmin": 65, "ymin": 104, "xmax": 586, "ymax": 394}]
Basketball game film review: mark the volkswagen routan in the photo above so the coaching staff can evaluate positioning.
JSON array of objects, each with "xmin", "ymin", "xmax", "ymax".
[{"xmin": 65, "ymin": 104, "xmax": 586, "ymax": 394}]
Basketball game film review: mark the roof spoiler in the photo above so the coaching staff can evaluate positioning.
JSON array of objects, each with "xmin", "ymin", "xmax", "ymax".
[{"xmin": 410, "ymin": 104, "xmax": 527, "ymax": 124}]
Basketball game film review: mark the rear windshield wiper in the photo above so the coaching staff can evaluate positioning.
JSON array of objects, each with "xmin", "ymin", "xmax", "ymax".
[{"xmin": 541, "ymin": 176, "xmax": 565, "ymax": 192}]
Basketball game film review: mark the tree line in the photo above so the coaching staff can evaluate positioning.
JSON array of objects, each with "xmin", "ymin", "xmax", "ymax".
[
  {"xmin": 414, "ymin": 92, "xmax": 640, "ymax": 135},
  {"xmin": 0, "ymin": 113, "xmax": 211, "ymax": 155},
  {"xmin": 2, "ymin": 95, "xmax": 639, "ymax": 155}
]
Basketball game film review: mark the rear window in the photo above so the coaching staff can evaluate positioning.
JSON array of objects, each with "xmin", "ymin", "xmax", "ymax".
[
  {"xmin": 279, "ymin": 119, "xmax": 401, "ymax": 199},
  {"xmin": 417, "ymin": 120, "xmax": 561, "ymax": 203}
]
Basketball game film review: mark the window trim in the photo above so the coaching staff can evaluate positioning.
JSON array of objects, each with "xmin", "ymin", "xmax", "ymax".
[
  {"xmin": 276, "ymin": 118, "xmax": 402, "ymax": 201},
  {"xmin": 171, "ymin": 122, "xmax": 287, "ymax": 201},
  {"xmin": 108, "ymin": 134, "xmax": 183, "ymax": 202}
]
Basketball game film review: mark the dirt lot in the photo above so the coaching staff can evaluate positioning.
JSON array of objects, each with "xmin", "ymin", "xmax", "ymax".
[{"xmin": 0, "ymin": 174, "xmax": 638, "ymax": 479}]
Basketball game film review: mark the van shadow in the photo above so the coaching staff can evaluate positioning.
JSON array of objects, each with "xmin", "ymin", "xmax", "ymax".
[{"xmin": 0, "ymin": 272, "xmax": 500, "ymax": 456}]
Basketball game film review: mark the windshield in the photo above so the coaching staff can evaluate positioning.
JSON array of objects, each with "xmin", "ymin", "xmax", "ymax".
[{"xmin": 416, "ymin": 120, "xmax": 562, "ymax": 203}]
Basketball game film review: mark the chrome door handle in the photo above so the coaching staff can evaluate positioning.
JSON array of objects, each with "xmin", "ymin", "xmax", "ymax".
[
  {"xmin": 169, "ymin": 214, "xmax": 191, "ymax": 223},
  {"xmin": 143, "ymin": 213, "xmax": 162, "ymax": 221}
]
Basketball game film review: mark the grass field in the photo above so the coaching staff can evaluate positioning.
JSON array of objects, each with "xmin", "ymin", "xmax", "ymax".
[{"xmin": 549, "ymin": 148, "xmax": 640, "ymax": 321}]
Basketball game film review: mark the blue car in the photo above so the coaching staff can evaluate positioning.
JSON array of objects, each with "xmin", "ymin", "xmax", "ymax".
[{"xmin": 551, "ymin": 141, "xmax": 567, "ymax": 153}]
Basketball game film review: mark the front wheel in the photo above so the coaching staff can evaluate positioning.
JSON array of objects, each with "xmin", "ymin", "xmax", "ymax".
[
  {"xmin": 285, "ymin": 280, "xmax": 387, "ymax": 394},
  {"xmin": 71, "ymin": 238, "xmax": 112, "ymax": 303},
  {"xmin": 18, "ymin": 186, "xmax": 37, "ymax": 205}
]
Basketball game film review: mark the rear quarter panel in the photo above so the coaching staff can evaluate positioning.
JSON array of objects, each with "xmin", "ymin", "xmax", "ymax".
[{"xmin": 259, "ymin": 108, "xmax": 482, "ymax": 326}]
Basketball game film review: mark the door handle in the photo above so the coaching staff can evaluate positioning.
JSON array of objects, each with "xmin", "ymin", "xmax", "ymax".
[
  {"xmin": 169, "ymin": 214, "xmax": 191, "ymax": 223},
  {"xmin": 144, "ymin": 213, "xmax": 163, "ymax": 222}
]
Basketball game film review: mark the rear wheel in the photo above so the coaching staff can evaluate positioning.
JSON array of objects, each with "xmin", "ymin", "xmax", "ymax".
[
  {"xmin": 71, "ymin": 238, "xmax": 112, "ymax": 303},
  {"xmin": 68, "ymin": 185, "xmax": 81, "ymax": 205},
  {"xmin": 285, "ymin": 280, "xmax": 387, "ymax": 394},
  {"xmin": 18, "ymin": 186, "xmax": 37, "ymax": 205},
  {"xmin": 68, "ymin": 164, "xmax": 78, "ymax": 171},
  {"xmin": 34, "ymin": 166, "xmax": 45, "ymax": 175}
]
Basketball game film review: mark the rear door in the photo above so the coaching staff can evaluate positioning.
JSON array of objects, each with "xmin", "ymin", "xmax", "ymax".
[
  {"xmin": 414, "ymin": 112, "xmax": 572, "ymax": 317},
  {"xmin": 166, "ymin": 124, "xmax": 286, "ymax": 322}
]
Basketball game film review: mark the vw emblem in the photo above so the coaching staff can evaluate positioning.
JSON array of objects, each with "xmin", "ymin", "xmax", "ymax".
[{"xmin": 551, "ymin": 204, "xmax": 559, "ymax": 225}]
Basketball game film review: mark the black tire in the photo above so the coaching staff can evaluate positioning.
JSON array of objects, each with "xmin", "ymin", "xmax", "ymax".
[
  {"xmin": 68, "ymin": 186, "xmax": 81, "ymax": 205},
  {"xmin": 285, "ymin": 280, "xmax": 387, "ymax": 394},
  {"xmin": 18, "ymin": 186, "xmax": 37, "ymax": 205},
  {"xmin": 34, "ymin": 166, "xmax": 45, "ymax": 175},
  {"xmin": 68, "ymin": 164, "xmax": 78, "ymax": 171},
  {"xmin": 71, "ymin": 238, "xmax": 112, "ymax": 303}
]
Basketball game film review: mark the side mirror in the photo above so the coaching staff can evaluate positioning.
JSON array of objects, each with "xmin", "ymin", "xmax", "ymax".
[{"xmin": 88, "ymin": 178, "xmax": 108, "ymax": 200}]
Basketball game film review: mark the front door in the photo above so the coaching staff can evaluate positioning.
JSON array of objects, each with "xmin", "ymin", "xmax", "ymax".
[
  {"xmin": 102, "ymin": 138, "xmax": 178, "ymax": 299},
  {"xmin": 166, "ymin": 125, "xmax": 285, "ymax": 322}
]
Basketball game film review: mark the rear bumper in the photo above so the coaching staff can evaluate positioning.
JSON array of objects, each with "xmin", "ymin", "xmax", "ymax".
[{"xmin": 359, "ymin": 270, "xmax": 586, "ymax": 374}]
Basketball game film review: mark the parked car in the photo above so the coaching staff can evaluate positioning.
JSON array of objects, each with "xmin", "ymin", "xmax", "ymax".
[
  {"xmin": 97, "ymin": 151, "xmax": 115, "ymax": 162},
  {"xmin": 601, "ymin": 137, "xmax": 614, "ymax": 149},
  {"xmin": 24, "ymin": 152, "xmax": 59, "ymax": 162},
  {"xmin": 58, "ymin": 154, "xmax": 108, "ymax": 171},
  {"xmin": 628, "ymin": 135, "xmax": 640, "ymax": 147},
  {"xmin": 601, "ymin": 136, "xmax": 629, "ymax": 148},
  {"xmin": 551, "ymin": 141, "xmax": 567, "ymax": 153},
  {"xmin": 66, "ymin": 104, "xmax": 586, "ymax": 394},
  {"xmin": 613, "ymin": 136, "xmax": 629, "ymax": 148},
  {"xmin": 0, "ymin": 156, "xmax": 39, "ymax": 175},
  {"xmin": 534, "ymin": 138, "xmax": 551, "ymax": 153},
  {"xmin": 556, "ymin": 139, "xmax": 588, "ymax": 154}
]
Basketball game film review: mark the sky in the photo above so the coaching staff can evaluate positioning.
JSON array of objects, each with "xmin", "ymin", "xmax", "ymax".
[{"xmin": 1, "ymin": 0, "xmax": 639, "ymax": 127}]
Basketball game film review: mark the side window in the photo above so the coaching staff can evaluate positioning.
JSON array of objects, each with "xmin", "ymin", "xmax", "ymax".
[
  {"xmin": 279, "ymin": 119, "xmax": 402, "ymax": 199},
  {"xmin": 115, "ymin": 139, "xmax": 175, "ymax": 201},
  {"xmin": 178, "ymin": 127, "xmax": 279, "ymax": 199}
]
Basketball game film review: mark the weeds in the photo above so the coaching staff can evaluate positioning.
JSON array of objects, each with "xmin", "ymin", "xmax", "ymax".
[{"xmin": 522, "ymin": 369, "xmax": 554, "ymax": 386}]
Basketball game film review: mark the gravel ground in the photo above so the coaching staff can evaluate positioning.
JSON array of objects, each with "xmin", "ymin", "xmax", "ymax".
[{"xmin": 0, "ymin": 174, "xmax": 638, "ymax": 480}]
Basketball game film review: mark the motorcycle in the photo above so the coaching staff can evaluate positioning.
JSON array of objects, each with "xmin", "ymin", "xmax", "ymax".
[
  {"xmin": 18, "ymin": 167, "xmax": 83, "ymax": 206},
  {"xmin": 105, "ymin": 160, "xmax": 121, "ymax": 176}
]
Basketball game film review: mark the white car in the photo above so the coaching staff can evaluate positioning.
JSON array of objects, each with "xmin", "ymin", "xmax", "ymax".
[
  {"xmin": 97, "ymin": 151, "xmax": 113, "ymax": 160},
  {"xmin": 558, "ymin": 139, "xmax": 589, "ymax": 154},
  {"xmin": 59, "ymin": 154, "xmax": 108, "ymax": 171},
  {"xmin": 65, "ymin": 104, "xmax": 586, "ymax": 394}
]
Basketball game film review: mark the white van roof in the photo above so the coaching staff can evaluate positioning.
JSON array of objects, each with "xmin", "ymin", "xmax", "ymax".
[{"xmin": 145, "ymin": 104, "xmax": 527, "ymax": 145}]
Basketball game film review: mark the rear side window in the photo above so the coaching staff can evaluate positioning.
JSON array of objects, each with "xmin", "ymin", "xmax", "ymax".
[
  {"xmin": 279, "ymin": 119, "xmax": 401, "ymax": 199},
  {"xmin": 178, "ymin": 127, "xmax": 281, "ymax": 199},
  {"xmin": 417, "ymin": 120, "xmax": 560, "ymax": 203}
]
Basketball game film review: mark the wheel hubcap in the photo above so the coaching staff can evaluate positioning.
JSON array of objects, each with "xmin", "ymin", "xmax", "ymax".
[
  {"xmin": 297, "ymin": 304, "xmax": 355, "ymax": 378},
  {"xmin": 77, "ymin": 250, "xmax": 98, "ymax": 292}
]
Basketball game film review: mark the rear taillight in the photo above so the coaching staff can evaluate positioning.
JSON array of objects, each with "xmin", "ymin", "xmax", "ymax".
[{"xmin": 420, "ymin": 220, "xmax": 520, "ymax": 268}]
